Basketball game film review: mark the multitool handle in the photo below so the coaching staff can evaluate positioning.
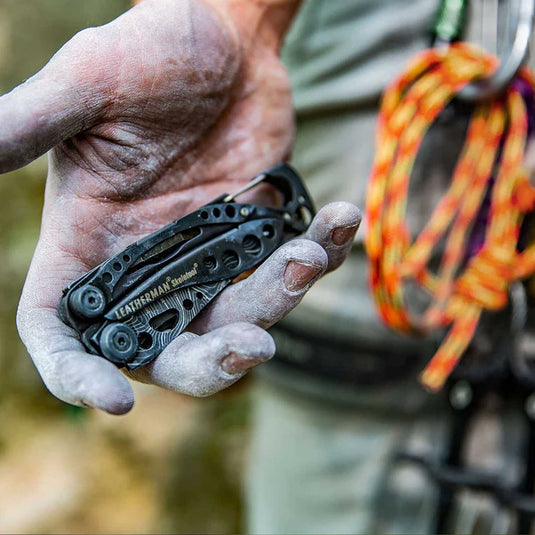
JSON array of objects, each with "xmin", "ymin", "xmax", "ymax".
[{"xmin": 58, "ymin": 163, "xmax": 315, "ymax": 369}]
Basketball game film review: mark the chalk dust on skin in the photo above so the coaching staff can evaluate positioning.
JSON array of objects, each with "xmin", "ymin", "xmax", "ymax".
[{"xmin": 0, "ymin": 2, "xmax": 251, "ymax": 533}]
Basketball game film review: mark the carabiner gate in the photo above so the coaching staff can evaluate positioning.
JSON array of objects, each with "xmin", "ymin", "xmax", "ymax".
[
  {"xmin": 433, "ymin": 0, "xmax": 535, "ymax": 103},
  {"xmin": 457, "ymin": 0, "xmax": 535, "ymax": 103}
]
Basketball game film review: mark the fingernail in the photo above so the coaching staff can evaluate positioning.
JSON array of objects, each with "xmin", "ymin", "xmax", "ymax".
[
  {"xmin": 332, "ymin": 224, "xmax": 359, "ymax": 246},
  {"xmin": 221, "ymin": 352, "xmax": 258, "ymax": 374},
  {"xmin": 284, "ymin": 261, "xmax": 322, "ymax": 292}
]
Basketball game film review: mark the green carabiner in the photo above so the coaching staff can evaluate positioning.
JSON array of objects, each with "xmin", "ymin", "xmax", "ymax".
[{"xmin": 433, "ymin": 0, "xmax": 469, "ymax": 45}]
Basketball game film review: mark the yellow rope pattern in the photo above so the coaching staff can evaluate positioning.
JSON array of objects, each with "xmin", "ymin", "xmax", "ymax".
[{"xmin": 366, "ymin": 42, "xmax": 535, "ymax": 391}]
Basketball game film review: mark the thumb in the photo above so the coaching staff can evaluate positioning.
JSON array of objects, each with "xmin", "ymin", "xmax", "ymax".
[{"xmin": 0, "ymin": 26, "xmax": 111, "ymax": 173}]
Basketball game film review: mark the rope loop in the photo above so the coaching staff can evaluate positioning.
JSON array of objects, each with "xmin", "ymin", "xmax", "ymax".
[
  {"xmin": 455, "ymin": 247, "xmax": 512, "ymax": 309},
  {"xmin": 365, "ymin": 43, "xmax": 535, "ymax": 390},
  {"xmin": 513, "ymin": 172, "xmax": 535, "ymax": 211}
]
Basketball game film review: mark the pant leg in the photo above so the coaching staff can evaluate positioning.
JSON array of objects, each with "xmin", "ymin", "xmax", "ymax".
[{"xmin": 246, "ymin": 378, "xmax": 447, "ymax": 535}]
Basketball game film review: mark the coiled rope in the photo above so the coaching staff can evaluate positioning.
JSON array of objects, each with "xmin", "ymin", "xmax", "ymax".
[{"xmin": 366, "ymin": 42, "xmax": 535, "ymax": 391}]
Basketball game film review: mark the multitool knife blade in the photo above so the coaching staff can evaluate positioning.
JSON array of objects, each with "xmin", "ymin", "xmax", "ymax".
[{"xmin": 58, "ymin": 163, "xmax": 315, "ymax": 369}]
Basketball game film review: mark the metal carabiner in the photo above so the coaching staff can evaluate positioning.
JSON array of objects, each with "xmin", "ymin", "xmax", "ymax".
[{"xmin": 457, "ymin": 0, "xmax": 535, "ymax": 103}]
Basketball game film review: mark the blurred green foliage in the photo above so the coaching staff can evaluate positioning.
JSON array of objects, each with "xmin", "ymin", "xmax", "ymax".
[
  {"xmin": 0, "ymin": 0, "xmax": 130, "ymax": 399},
  {"xmin": 163, "ymin": 394, "xmax": 249, "ymax": 534},
  {"xmin": 0, "ymin": 0, "xmax": 130, "ymax": 92}
]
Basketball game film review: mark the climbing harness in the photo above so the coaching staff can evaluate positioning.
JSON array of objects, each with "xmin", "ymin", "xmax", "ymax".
[
  {"xmin": 368, "ymin": 0, "xmax": 535, "ymax": 531},
  {"xmin": 58, "ymin": 163, "xmax": 314, "ymax": 369},
  {"xmin": 366, "ymin": 0, "xmax": 535, "ymax": 392}
]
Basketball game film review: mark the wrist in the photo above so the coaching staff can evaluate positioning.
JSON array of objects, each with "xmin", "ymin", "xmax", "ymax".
[{"xmin": 203, "ymin": 0, "xmax": 301, "ymax": 52}]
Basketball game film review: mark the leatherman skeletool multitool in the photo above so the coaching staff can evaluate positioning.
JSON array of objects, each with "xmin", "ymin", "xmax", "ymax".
[{"xmin": 58, "ymin": 163, "xmax": 314, "ymax": 370}]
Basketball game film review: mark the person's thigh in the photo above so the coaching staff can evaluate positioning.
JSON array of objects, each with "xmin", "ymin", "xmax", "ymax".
[{"xmin": 246, "ymin": 378, "xmax": 446, "ymax": 535}]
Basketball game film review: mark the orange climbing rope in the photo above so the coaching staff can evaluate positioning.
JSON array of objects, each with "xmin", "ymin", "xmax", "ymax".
[{"xmin": 366, "ymin": 42, "xmax": 535, "ymax": 391}]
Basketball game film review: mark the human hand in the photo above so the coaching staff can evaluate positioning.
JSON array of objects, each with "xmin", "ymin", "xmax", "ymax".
[{"xmin": 1, "ymin": 0, "xmax": 361, "ymax": 413}]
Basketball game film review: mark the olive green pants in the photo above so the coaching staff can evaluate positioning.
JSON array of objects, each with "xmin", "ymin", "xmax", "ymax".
[
  {"xmin": 246, "ymin": 370, "xmax": 523, "ymax": 534},
  {"xmin": 245, "ymin": 373, "xmax": 444, "ymax": 535}
]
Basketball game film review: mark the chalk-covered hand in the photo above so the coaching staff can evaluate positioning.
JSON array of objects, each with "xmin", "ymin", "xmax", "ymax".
[{"xmin": 0, "ymin": 0, "xmax": 361, "ymax": 413}]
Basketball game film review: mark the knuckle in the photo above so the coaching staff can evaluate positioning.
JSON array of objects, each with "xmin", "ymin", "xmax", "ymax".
[
  {"xmin": 284, "ymin": 238, "xmax": 329, "ymax": 266},
  {"xmin": 69, "ymin": 26, "xmax": 102, "ymax": 49}
]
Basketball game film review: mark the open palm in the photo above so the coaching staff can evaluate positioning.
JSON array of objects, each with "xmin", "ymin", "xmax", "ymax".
[{"xmin": 1, "ymin": 0, "xmax": 360, "ymax": 413}]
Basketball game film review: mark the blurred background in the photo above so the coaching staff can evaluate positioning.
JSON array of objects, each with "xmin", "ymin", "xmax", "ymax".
[
  {"xmin": 4, "ymin": 2, "xmax": 535, "ymax": 534},
  {"xmin": 0, "ymin": 2, "xmax": 249, "ymax": 533}
]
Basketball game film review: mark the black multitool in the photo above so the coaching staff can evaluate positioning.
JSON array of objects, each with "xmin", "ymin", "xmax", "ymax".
[{"xmin": 58, "ymin": 163, "xmax": 315, "ymax": 370}]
